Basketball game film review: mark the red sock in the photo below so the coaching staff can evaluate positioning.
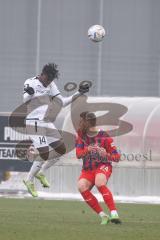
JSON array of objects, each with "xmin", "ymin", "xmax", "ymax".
[
  {"xmin": 81, "ymin": 190, "xmax": 103, "ymax": 214},
  {"xmin": 98, "ymin": 185, "xmax": 116, "ymax": 211}
]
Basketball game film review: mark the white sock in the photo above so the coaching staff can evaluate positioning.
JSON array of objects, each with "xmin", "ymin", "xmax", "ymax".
[
  {"xmin": 99, "ymin": 211, "xmax": 107, "ymax": 218},
  {"xmin": 26, "ymin": 160, "xmax": 44, "ymax": 182},
  {"xmin": 39, "ymin": 158, "xmax": 59, "ymax": 175},
  {"xmin": 111, "ymin": 210, "xmax": 118, "ymax": 216}
]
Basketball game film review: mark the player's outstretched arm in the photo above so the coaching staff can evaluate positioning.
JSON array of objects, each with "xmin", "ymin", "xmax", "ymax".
[
  {"xmin": 55, "ymin": 92, "xmax": 80, "ymax": 107},
  {"xmin": 54, "ymin": 82, "xmax": 90, "ymax": 107}
]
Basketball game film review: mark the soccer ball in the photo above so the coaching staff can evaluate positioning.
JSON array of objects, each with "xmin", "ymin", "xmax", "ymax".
[{"xmin": 88, "ymin": 25, "xmax": 105, "ymax": 42}]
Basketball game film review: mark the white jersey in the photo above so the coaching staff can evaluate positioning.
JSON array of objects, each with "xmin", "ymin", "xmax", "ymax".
[{"xmin": 23, "ymin": 77, "xmax": 60, "ymax": 120}]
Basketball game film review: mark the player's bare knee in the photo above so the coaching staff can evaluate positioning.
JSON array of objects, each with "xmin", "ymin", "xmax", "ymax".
[
  {"xmin": 95, "ymin": 173, "xmax": 107, "ymax": 188},
  {"xmin": 77, "ymin": 181, "xmax": 89, "ymax": 192},
  {"xmin": 95, "ymin": 180, "xmax": 106, "ymax": 188},
  {"xmin": 95, "ymin": 183, "xmax": 103, "ymax": 188},
  {"xmin": 55, "ymin": 144, "xmax": 66, "ymax": 156},
  {"xmin": 60, "ymin": 146, "xmax": 66, "ymax": 155},
  {"xmin": 37, "ymin": 146, "xmax": 49, "ymax": 161},
  {"xmin": 40, "ymin": 152, "xmax": 49, "ymax": 161}
]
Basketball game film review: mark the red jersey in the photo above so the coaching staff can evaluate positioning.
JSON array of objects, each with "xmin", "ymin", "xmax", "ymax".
[{"xmin": 75, "ymin": 129, "xmax": 120, "ymax": 170}]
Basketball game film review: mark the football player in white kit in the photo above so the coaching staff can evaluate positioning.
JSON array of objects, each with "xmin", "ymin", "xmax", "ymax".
[{"xmin": 23, "ymin": 63, "xmax": 89, "ymax": 197}]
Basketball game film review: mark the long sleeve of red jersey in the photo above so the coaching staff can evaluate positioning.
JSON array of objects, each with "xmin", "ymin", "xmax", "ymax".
[
  {"xmin": 105, "ymin": 137, "xmax": 121, "ymax": 162},
  {"xmin": 75, "ymin": 134, "xmax": 88, "ymax": 159}
]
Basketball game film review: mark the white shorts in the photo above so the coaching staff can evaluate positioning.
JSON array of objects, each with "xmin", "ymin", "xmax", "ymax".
[{"xmin": 26, "ymin": 120, "xmax": 62, "ymax": 149}]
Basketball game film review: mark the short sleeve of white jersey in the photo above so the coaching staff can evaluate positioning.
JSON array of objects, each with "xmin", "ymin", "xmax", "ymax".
[{"xmin": 50, "ymin": 81, "xmax": 60, "ymax": 97}]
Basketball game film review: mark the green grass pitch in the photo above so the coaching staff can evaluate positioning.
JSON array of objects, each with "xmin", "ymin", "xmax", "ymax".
[{"xmin": 0, "ymin": 198, "xmax": 160, "ymax": 240}]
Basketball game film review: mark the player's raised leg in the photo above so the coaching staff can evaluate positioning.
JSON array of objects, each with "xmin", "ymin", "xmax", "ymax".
[
  {"xmin": 23, "ymin": 140, "xmax": 49, "ymax": 197},
  {"xmin": 36, "ymin": 140, "xmax": 66, "ymax": 188},
  {"xmin": 35, "ymin": 158, "xmax": 59, "ymax": 188},
  {"xmin": 23, "ymin": 160, "xmax": 45, "ymax": 197}
]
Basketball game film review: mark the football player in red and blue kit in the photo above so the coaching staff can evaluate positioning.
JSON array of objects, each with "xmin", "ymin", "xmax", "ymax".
[{"xmin": 76, "ymin": 112, "xmax": 121, "ymax": 225}]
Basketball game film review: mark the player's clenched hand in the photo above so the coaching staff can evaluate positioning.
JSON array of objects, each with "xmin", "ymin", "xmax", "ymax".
[
  {"xmin": 78, "ymin": 83, "xmax": 90, "ymax": 94},
  {"xmin": 24, "ymin": 85, "xmax": 35, "ymax": 95},
  {"xmin": 87, "ymin": 145, "xmax": 96, "ymax": 152},
  {"xmin": 96, "ymin": 147, "xmax": 106, "ymax": 158},
  {"xmin": 88, "ymin": 145, "xmax": 106, "ymax": 158}
]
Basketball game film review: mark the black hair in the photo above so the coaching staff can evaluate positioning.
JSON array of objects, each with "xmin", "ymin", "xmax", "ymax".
[{"xmin": 42, "ymin": 63, "xmax": 59, "ymax": 81}]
